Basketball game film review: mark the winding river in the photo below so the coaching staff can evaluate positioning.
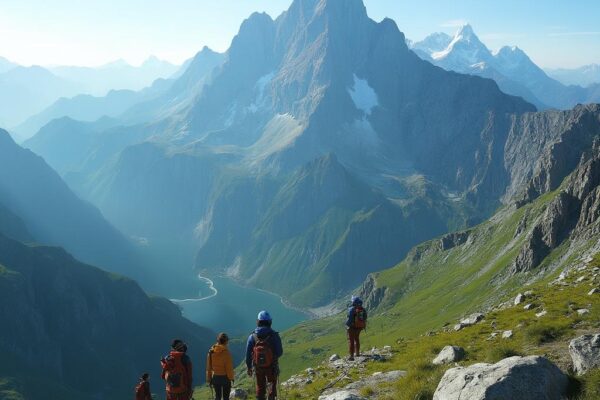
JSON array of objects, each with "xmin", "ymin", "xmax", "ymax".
[{"xmin": 171, "ymin": 275, "xmax": 308, "ymax": 336}]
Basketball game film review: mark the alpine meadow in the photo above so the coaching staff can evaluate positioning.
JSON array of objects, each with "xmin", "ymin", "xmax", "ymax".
[{"xmin": 1, "ymin": 1, "xmax": 600, "ymax": 399}]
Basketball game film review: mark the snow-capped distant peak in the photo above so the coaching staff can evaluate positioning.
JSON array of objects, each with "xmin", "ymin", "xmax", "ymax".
[
  {"xmin": 411, "ymin": 32, "xmax": 452, "ymax": 53},
  {"xmin": 431, "ymin": 24, "xmax": 490, "ymax": 63}
]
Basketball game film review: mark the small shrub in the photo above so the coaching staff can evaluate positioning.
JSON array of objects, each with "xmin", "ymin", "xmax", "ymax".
[
  {"xmin": 524, "ymin": 323, "xmax": 567, "ymax": 345},
  {"xmin": 485, "ymin": 344, "xmax": 522, "ymax": 363},
  {"xmin": 578, "ymin": 369, "xmax": 600, "ymax": 400},
  {"xmin": 359, "ymin": 386, "xmax": 375, "ymax": 397}
]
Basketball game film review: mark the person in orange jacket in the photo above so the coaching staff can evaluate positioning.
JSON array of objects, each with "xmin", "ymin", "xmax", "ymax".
[
  {"xmin": 161, "ymin": 339, "xmax": 193, "ymax": 400},
  {"xmin": 206, "ymin": 333, "xmax": 235, "ymax": 400}
]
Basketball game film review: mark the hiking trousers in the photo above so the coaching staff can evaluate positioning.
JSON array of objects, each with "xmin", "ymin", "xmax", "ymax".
[
  {"xmin": 255, "ymin": 366, "xmax": 278, "ymax": 400},
  {"xmin": 347, "ymin": 327, "xmax": 362, "ymax": 356},
  {"xmin": 211, "ymin": 375, "xmax": 231, "ymax": 400}
]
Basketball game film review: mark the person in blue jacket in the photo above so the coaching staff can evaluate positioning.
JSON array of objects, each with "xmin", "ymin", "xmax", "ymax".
[
  {"xmin": 345, "ymin": 296, "xmax": 367, "ymax": 361},
  {"xmin": 246, "ymin": 310, "xmax": 283, "ymax": 400}
]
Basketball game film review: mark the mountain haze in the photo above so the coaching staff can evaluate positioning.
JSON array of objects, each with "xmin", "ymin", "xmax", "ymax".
[
  {"xmin": 22, "ymin": 0, "xmax": 540, "ymax": 307},
  {"xmin": 0, "ymin": 129, "xmax": 145, "ymax": 282},
  {"xmin": 23, "ymin": 0, "xmax": 600, "ymax": 310}
]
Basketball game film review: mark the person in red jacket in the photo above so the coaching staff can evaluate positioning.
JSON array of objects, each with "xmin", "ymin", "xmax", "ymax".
[
  {"xmin": 135, "ymin": 373, "xmax": 152, "ymax": 400},
  {"xmin": 161, "ymin": 339, "xmax": 194, "ymax": 400}
]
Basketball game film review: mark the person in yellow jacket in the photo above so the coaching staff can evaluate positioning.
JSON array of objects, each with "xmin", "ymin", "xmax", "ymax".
[{"xmin": 206, "ymin": 332, "xmax": 235, "ymax": 400}]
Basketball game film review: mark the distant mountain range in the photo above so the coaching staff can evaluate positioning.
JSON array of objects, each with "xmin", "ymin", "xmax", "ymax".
[
  {"xmin": 24, "ymin": 0, "xmax": 541, "ymax": 308},
  {"xmin": 546, "ymin": 63, "xmax": 600, "ymax": 87},
  {"xmin": 410, "ymin": 24, "xmax": 600, "ymax": 110},
  {"xmin": 49, "ymin": 56, "xmax": 180, "ymax": 96},
  {"xmin": 0, "ymin": 56, "xmax": 181, "ymax": 133}
]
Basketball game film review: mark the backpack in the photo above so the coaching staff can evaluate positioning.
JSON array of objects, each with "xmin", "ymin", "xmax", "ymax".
[
  {"xmin": 252, "ymin": 333, "xmax": 274, "ymax": 368},
  {"xmin": 353, "ymin": 306, "xmax": 366, "ymax": 329},
  {"xmin": 134, "ymin": 380, "xmax": 149, "ymax": 400},
  {"xmin": 161, "ymin": 352, "xmax": 189, "ymax": 394}
]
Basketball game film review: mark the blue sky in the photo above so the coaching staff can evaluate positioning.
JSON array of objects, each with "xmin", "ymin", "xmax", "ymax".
[{"xmin": 0, "ymin": 0, "xmax": 599, "ymax": 68}]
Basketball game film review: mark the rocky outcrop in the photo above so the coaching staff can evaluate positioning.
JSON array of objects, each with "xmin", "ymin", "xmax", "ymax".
[
  {"xmin": 357, "ymin": 274, "xmax": 388, "ymax": 310},
  {"xmin": 432, "ymin": 346, "xmax": 465, "ymax": 365},
  {"xmin": 508, "ymin": 104, "xmax": 600, "ymax": 205},
  {"xmin": 569, "ymin": 333, "xmax": 600, "ymax": 375},
  {"xmin": 454, "ymin": 313, "xmax": 484, "ymax": 331},
  {"xmin": 512, "ymin": 142, "xmax": 600, "ymax": 273},
  {"xmin": 438, "ymin": 230, "xmax": 471, "ymax": 251},
  {"xmin": 433, "ymin": 356, "xmax": 568, "ymax": 400}
]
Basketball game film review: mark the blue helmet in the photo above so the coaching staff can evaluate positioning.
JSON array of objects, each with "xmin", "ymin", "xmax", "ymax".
[
  {"xmin": 257, "ymin": 310, "xmax": 272, "ymax": 321},
  {"xmin": 351, "ymin": 295, "xmax": 362, "ymax": 305}
]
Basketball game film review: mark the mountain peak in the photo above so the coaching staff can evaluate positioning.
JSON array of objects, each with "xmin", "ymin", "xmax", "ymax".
[
  {"xmin": 456, "ymin": 23, "xmax": 475, "ymax": 38},
  {"xmin": 431, "ymin": 24, "xmax": 491, "ymax": 63}
]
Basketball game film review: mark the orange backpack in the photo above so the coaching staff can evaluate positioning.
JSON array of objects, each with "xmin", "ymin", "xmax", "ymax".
[
  {"xmin": 252, "ymin": 334, "xmax": 274, "ymax": 368},
  {"xmin": 353, "ymin": 306, "xmax": 366, "ymax": 329},
  {"xmin": 161, "ymin": 352, "xmax": 189, "ymax": 394}
]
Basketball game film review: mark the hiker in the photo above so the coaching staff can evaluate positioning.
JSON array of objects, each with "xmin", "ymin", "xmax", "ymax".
[
  {"xmin": 135, "ymin": 373, "xmax": 152, "ymax": 400},
  {"xmin": 161, "ymin": 339, "xmax": 194, "ymax": 400},
  {"xmin": 346, "ymin": 295, "xmax": 367, "ymax": 361},
  {"xmin": 246, "ymin": 310, "xmax": 283, "ymax": 400},
  {"xmin": 206, "ymin": 332, "xmax": 235, "ymax": 400}
]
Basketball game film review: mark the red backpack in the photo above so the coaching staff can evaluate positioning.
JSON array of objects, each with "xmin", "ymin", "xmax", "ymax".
[
  {"xmin": 252, "ymin": 334, "xmax": 274, "ymax": 368},
  {"xmin": 134, "ymin": 380, "xmax": 149, "ymax": 400},
  {"xmin": 353, "ymin": 306, "xmax": 366, "ymax": 329},
  {"xmin": 161, "ymin": 352, "xmax": 189, "ymax": 394}
]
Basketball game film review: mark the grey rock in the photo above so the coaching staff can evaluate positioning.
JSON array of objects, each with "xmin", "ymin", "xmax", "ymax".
[
  {"xmin": 433, "ymin": 346, "xmax": 466, "ymax": 365},
  {"xmin": 502, "ymin": 330, "xmax": 514, "ymax": 339},
  {"xmin": 230, "ymin": 388, "xmax": 248, "ymax": 399},
  {"xmin": 514, "ymin": 293, "xmax": 525, "ymax": 305},
  {"xmin": 318, "ymin": 390, "xmax": 366, "ymax": 400},
  {"xmin": 460, "ymin": 313, "xmax": 484, "ymax": 326},
  {"xmin": 433, "ymin": 356, "xmax": 568, "ymax": 400},
  {"xmin": 589, "ymin": 288, "xmax": 599, "ymax": 295},
  {"xmin": 577, "ymin": 308, "xmax": 590, "ymax": 316},
  {"xmin": 569, "ymin": 333, "xmax": 600, "ymax": 375},
  {"xmin": 329, "ymin": 354, "xmax": 340, "ymax": 362},
  {"xmin": 535, "ymin": 310, "xmax": 547, "ymax": 318},
  {"xmin": 524, "ymin": 303, "xmax": 534, "ymax": 310}
]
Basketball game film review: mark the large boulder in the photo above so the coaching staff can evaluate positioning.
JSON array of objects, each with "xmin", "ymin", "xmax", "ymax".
[
  {"xmin": 569, "ymin": 333, "xmax": 600, "ymax": 375},
  {"xmin": 433, "ymin": 356, "xmax": 568, "ymax": 400},
  {"xmin": 433, "ymin": 346, "xmax": 465, "ymax": 365}
]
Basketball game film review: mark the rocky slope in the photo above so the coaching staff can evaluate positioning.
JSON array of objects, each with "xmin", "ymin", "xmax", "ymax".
[
  {"xmin": 0, "ymin": 234, "xmax": 213, "ymax": 400},
  {"xmin": 265, "ymin": 151, "xmax": 600, "ymax": 398}
]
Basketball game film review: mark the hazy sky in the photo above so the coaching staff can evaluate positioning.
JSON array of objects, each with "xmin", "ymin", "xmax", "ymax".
[{"xmin": 1, "ymin": 0, "xmax": 599, "ymax": 69}]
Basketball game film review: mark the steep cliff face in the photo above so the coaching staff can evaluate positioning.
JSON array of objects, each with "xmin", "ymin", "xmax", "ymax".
[
  {"xmin": 0, "ymin": 234, "xmax": 212, "ymax": 399},
  {"xmin": 512, "ymin": 143, "xmax": 600, "ymax": 272},
  {"xmin": 505, "ymin": 104, "xmax": 600, "ymax": 204}
]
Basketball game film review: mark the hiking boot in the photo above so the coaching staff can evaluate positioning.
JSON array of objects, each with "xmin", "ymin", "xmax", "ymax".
[{"xmin": 348, "ymin": 356, "xmax": 354, "ymax": 361}]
